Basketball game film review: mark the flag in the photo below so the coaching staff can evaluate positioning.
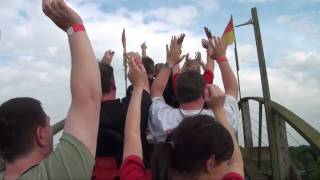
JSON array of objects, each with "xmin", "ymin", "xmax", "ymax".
[
  {"xmin": 122, "ymin": 28, "xmax": 126, "ymax": 48},
  {"xmin": 221, "ymin": 17, "xmax": 235, "ymax": 46}
]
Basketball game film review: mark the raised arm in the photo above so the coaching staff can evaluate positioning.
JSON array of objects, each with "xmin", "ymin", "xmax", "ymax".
[
  {"xmin": 195, "ymin": 51, "xmax": 206, "ymax": 71},
  {"xmin": 204, "ymin": 27, "xmax": 238, "ymax": 99},
  {"xmin": 205, "ymin": 84, "xmax": 244, "ymax": 177},
  {"xmin": 101, "ymin": 50, "xmax": 115, "ymax": 65},
  {"xmin": 123, "ymin": 53, "xmax": 148, "ymax": 159},
  {"xmin": 201, "ymin": 39, "xmax": 215, "ymax": 72},
  {"xmin": 141, "ymin": 42, "xmax": 147, "ymax": 57},
  {"xmin": 43, "ymin": 0, "xmax": 102, "ymax": 156},
  {"xmin": 151, "ymin": 34, "xmax": 185, "ymax": 98}
]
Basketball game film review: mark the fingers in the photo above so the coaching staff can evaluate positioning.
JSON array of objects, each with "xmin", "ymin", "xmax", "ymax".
[
  {"xmin": 201, "ymin": 39, "xmax": 208, "ymax": 49},
  {"xmin": 42, "ymin": 0, "xmax": 50, "ymax": 12},
  {"xmin": 138, "ymin": 64, "xmax": 146, "ymax": 73},
  {"xmin": 204, "ymin": 26, "xmax": 213, "ymax": 39},
  {"xmin": 218, "ymin": 36, "xmax": 226, "ymax": 47},
  {"xmin": 166, "ymin": 44, "xmax": 169, "ymax": 56},
  {"xmin": 213, "ymin": 36, "xmax": 219, "ymax": 47},
  {"xmin": 177, "ymin": 33, "xmax": 185, "ymax": 45},
  {"xmin": 178, "ymin": 55, "xmax": 186, "ymax": 63}
]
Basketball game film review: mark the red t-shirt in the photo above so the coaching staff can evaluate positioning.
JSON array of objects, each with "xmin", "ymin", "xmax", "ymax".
[
  {"xmin": 120, "ymin": 155, "xmax": 243, "ymax": 180},
  {"xmin": 120, "ymin": 155, "xmax": 150, "ymax": 180},
  {"xmin": 172, "ymin": 69, "xmax": 214, "ymax": 94}
]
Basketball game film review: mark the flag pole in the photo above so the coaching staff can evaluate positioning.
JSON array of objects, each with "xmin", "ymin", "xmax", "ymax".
[
  {"xmin": 122, "ymin": 28, "xmax": 128, "ymax": 91},
  {"xmin": 232, "ymin": 15, "xmax": 242, "ymax": 100}
]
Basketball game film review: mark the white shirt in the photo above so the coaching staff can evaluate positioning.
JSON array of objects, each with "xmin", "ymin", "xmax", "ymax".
[{"xmin": 148, "ymin": 95, "xmax": 241, "ymax": 142}]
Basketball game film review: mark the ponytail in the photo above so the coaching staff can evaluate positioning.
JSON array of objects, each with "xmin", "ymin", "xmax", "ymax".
[{"xmin": 151, "ymin": 142, "xmax": 174, "ymax": 180}]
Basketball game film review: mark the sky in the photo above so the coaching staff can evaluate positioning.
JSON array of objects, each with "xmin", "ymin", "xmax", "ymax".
[{"xmin": 0, "ymin": 0, "xmax": 319, "ymax": 146}]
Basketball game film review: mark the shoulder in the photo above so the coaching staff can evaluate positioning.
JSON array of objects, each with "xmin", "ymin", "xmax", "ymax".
[{"xmin": 22, "ymin": 133, "xmax": 95, "ymax": 179}]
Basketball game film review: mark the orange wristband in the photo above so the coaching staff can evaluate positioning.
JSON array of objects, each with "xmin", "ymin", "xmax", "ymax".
[{"xmin": 66, "ymin": 24, "xmax": 85, "ymax": 36}]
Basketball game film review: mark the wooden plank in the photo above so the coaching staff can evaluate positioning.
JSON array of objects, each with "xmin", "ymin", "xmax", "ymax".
[
  {"xmin": 240, "ymin": 100, "xmax": 253, "ymax": 148},
  {"xmin": 52, "ymin": 119, "xmax": 65, "ymax": 135},
  {"xmin": 258, "ymin": 102, "xmax": 263, "ymax": 168},
  {"xmin": 272, "ymin": 102, "xmax": 320, "ymax": 152},
  {"xmin": 251, "ymin": 7, "xmax": 290, "ymax": 180}
]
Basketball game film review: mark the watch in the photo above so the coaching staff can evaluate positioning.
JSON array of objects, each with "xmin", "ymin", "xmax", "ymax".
[{"xmin": 164, "ymin": 62, "xmax": 173, "ymax": 69}]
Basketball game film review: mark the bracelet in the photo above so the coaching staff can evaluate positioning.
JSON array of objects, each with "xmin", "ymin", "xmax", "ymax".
[
  {"xmin": 66, "ymin": 24, "xmax": 85, "ymax": 36},
  {"xmin": 216, "ymin": 56, "xmax": 227, "ymax": 63}
]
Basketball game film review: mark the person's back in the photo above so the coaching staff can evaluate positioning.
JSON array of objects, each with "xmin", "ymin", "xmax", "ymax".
[
  {"xmin": 97, "ymin": 60, "xmax": 153, "ymax": 168},
  {"xmin": 0, "ymin": 0, "xmax": 102, "ymax": 179},
  {"xmin": 149, "ymin": 31, "xmax": 240, "ymax": 142}
]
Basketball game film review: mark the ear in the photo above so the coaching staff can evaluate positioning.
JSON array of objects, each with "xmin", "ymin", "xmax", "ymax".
[
  {"xmin": 35, "ymin": 126, "xmax": 47, "ymax": 147},
  {"xmin": 206, "ymin": 156, "xmax": 216, "ymax": 172}
]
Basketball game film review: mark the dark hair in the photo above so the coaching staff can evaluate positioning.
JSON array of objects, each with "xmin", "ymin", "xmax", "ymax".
[
  {"xmin": 154, "ymin": 63, "xmax": 164, "ymax": 76},
  {"xmin": 176, "ymin": 71, "xmax": 205, "ymax": 103},
  {"xmin": 142, "ymin": 56, "xmax": 155, "ymax": 75},
  {"xmin": 151, "ymin": 115, "xmax": 234, "ymax": 180},
  {"xmin": 0, "ymin": 97, "xmax": 47, "ymax": 163},
  {"xmin": 99, "ymin": 63, "xmax": 115, "ymax": 94}
]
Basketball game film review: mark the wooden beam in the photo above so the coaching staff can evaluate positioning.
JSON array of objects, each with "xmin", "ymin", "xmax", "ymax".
[
  {"xmin": 240, "ymin": 100, "xmax": 253, "ymax": 149},
  {"xmin": 251, "ymin": 7, "xmax": 290, "ymax": 180}
]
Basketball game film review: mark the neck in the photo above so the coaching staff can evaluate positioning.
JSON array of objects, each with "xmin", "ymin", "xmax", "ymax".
[
  {"xmin": 179, "ymin": 98, "xmax": 204, "ymax": 110},
  {"xmin": 4, "ymin": 150, "xmax": 44, "ymax": 179},
  {"xmin": 101, "ymin": 91, "xmax": 116, "ymax": 102}
]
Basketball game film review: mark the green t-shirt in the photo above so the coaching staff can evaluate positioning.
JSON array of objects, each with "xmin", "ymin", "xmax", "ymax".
[{"xmin": 0, "ymin": 132, "xmax": 95, "ymax": 179}]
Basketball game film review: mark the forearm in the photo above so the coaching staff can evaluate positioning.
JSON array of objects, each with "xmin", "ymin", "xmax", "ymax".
[
  {"xmin": 205, "ymin": 56, "xmax": 214, "ymax": 72},
  {"xmin": 123, "ymin": 87, "xmax": 143, "ymax": 159},
  {"xmin": 142, "ymin": 49, "xmax": 147, "ymax": 57},
  {"xmin": 151, "ymin": 68, "xmax": 171, "ymax": 97},
  {"xmin": 69, "ymin": 32, "xmax": 101, "ymax": 102},
  {"xmin": 218, "ymin": 60, "xmax": 238, "ymax": 99},
  {"xmin": 172, "ymin": 64, "xmax": 180, "ymax": 74},
  {"xmin": 213, "ymin": 108, "xmax": 243, "ymax": 174}
]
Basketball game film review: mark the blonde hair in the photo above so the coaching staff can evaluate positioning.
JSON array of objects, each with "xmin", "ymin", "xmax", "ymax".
[{"xmin": 181, "ymin": 60, "xmax": 201, "ymax": 73}]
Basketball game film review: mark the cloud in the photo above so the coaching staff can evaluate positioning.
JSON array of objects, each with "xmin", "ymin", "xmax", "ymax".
[
  {"xmin": 0, "ymin": 0, "xmax": 319, "ymax": 146},
  {"xmin": 0, "ymin": 0, "xmax": 203, "ymax": 126},
  {"xmin": 237, "ymin": 0, "xmax": 275, "ymax": 3},
  {"xmin": 276, "ymin": 12, "xmax": 320, "ymax": 38}
]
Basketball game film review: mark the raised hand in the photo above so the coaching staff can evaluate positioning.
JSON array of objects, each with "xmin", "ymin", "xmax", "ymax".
[
  {"xmin": 141, "ymin": 41, "xmax": 147, "ymax": 57},
  {"xmin": 212, "ymin": 36, "xmax": 227, "ymax": 58},
  {"xmin": 201, "ymin": 39, "xmax": 209, "ymax": 49},
  {"xmin": 201, "ymin": 38, "xmax": 215, "ymax": 59},
  {"xmin": 204, "ymin": 27, "xmax": 213, "ymax": 39},
  {"xmin": 42, "ymin": 0, "xmax": 83, "ymax": 32},
  {"xmin": 177, "ymin": 33, "xmax": 186, "ymax": 45},
  {"xmin": 101, "ymin": 50, "xmax": 115, "ymax": 65},
  {"xmin": 141, "ymin": 42, "xmax": 147, "ymax": 50},
  {"xmin": 127, "ymin": 52, "xmax": 148, "ymax": 88},
  {"xmin": 204, "ymin": 84, "xmax": 226, "ymax": 110},
  {"xmin": 166, "ymin": 36, "xmax": 185, "ymax": 65},
  {"xmin": 185, "ymin": 53, "xmax": 191, "ymax": 61},
  {"xmin": 195, "ymin": 51, "xmax": 202, "ymax": 63}
]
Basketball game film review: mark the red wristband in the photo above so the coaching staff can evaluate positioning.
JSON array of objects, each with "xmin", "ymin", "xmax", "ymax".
[
  {"xmin": 66, "ymin": 24, "xmax": 85, "ymax": 36},
  {"xmin": 216, "ymin": 56, "xmax": 227, "ymax": 63}
]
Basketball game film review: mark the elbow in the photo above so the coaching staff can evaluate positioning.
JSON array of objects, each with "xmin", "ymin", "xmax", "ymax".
[{"xmin": 71, "ymin": 83, "xmax": 102, "ymax": 105}]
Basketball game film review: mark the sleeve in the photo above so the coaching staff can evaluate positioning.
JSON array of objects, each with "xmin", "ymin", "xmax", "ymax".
[
  {"xmin": 202, "ymin": 69, "xmax": 214, "ymax": 84},
  {"xmin": 222, "ymin": 172, "xmax": 244, "ymax": 180},
  {"xmin": 172, "ymin": 73, "xmax": 179, "ymax": 94},
  {"xmin": 27, "ymin": 133, "xmax": 95, "ymax": 179},
  {"xmin": 120, "ymin": 155, "xmax": 149, "ymax": 180},
  {"xmin": 148, "ymin": 97, "xmax": 180, "ymax": 142},
  {"xmin": 224, "ymin": 95, "xmax": 241, "ymax": 134}
]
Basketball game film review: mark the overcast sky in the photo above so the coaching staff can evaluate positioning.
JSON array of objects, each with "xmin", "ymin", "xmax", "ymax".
[{"xmin": 0, "ymin": 0, "xmax": 319, "ymax": 146}]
